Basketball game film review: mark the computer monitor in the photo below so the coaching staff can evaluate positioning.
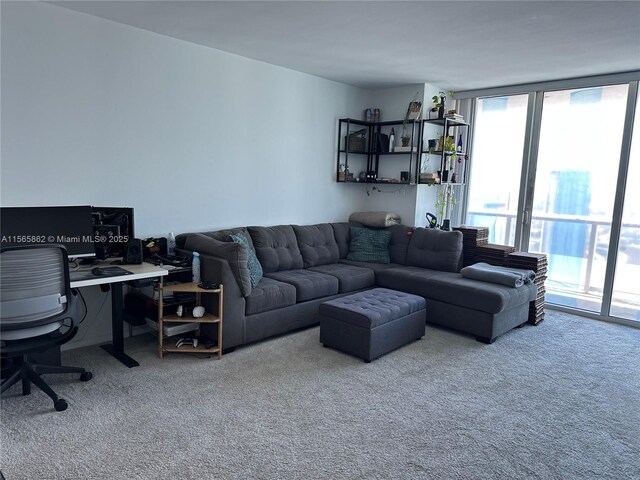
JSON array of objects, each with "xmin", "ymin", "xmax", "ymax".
[
  {"xmin": 91, "ymin": 206, "xmax": 135, "ymax": 259},
  {"xmin": 1, "ymin": 205, "xmax": 96, "ymax": 259}
]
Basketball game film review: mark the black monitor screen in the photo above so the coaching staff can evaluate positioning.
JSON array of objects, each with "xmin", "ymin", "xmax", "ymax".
[
  {"xmin": 91, "ymin": 206, "xmax": 134, "ymax": 259},
  {"xmin": 1, "ymin": 205, "xmax": 96, "ymax": 258}
]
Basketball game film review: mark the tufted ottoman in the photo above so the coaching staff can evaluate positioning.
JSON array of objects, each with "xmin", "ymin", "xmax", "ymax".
[{"xmin": 319, "ymin": 288, "xmax": 426, "ymax": 362}]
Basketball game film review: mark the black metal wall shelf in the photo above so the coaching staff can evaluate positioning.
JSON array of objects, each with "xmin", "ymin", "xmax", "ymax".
[
  {"xmin": 418, "ymin": 117, "xmax": 472, "ymax": 186},
  {"xmin": 336, "ymin": 118, "xmax": 422, "ymax": 184}
]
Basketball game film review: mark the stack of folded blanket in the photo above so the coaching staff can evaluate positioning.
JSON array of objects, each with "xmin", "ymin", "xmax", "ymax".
[
  {"xmin": 460, "ymin": 262, "xmax": 536, "ymax": 288},
  {"xmin": 349, "ymin": 211, "xmax": 401, "ymax": 227}
]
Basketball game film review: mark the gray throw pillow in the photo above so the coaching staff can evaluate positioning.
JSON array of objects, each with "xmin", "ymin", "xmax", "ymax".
[
  {"xmin": 228, "ymin": 233, "xmax": 263, "ymax": 288},
  {"xmin": 346, "ymin": 227, "xmax": 391, "ymax": 264}
]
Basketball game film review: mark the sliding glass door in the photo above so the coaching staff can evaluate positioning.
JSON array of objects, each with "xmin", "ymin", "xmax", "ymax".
[
  {"xmin": 529, "ymin": 85, "xmax": 629, "ymax": 312},
  {"xmin": 466, "ymin": 95, "xmax": 529, "ymax": 245},
  {"xmin": 610, "ymin": 95, "xmax": 640, "ymax": 321},
  {"xmin": 464, "ymin": 79, "xmax": 639, "ymax": 323}
]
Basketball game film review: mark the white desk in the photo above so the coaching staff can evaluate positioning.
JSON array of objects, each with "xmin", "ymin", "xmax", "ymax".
[{"xmin": 71, "ymin": 262, "xmax": 168, "ymax": 368}]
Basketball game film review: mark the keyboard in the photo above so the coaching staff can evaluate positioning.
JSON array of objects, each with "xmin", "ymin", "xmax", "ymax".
[{"xmin": 69, "ymin": 267, "xmax": 132, "ymax": 282}]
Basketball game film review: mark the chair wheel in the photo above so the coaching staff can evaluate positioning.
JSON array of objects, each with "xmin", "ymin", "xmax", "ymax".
[
  {"xmin": 80, "ymin": 372, "xmax": 92, "ymax": 382},
  {"xmin": 54, "ymin": 399, "xmax": 68, "ymax": 411}
]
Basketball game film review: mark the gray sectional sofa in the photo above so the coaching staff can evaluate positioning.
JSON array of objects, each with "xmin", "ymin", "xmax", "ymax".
[{"xmin": 175, "ymin": 223, "xmax": 537, "ymax": 351}]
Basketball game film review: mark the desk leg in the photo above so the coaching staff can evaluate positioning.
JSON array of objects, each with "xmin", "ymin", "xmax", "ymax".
[{"xmin": 100, "ymin": 282, "xmax": 139, "ymax": 368}]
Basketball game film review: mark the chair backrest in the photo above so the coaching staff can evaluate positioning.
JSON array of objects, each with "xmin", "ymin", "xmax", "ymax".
[{"xmin": 1, "ymin": 245, "xmax": 73, "ymax": 340}]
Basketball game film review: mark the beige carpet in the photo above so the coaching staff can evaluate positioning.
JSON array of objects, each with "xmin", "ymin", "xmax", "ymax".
[{"xmin": 1, "ymin": 310, "xmax": 639, "ymax": 480}]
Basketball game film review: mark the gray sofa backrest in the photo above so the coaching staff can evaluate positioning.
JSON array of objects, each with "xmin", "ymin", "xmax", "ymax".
[
  {"xmin": 406, "ymin": 228, "xmax": 463, "ymax": 272},
  {"xmin": 388, "ymin": 225, "xmax": 414, "ymax": 265},
  {"xmin": 332, "ymin": 222, "xmax": 413, "ymax": 264},
  {"xmin": 176, "ymin": 226, "xmax": 255, "ymax": 250},
  {"xmin": 331, "ymin": 222, "xmax": 413, "ymax": 265},
  {"xmin": 248, "ymin": 225, "xmax": 304, "ymax": 273},
  {"xmin": 293, "ymin": 224, "xmax": 340, "ymax": 268},
  {"xmin": 331, "ymin": 222, "xmax": 351, "ymax": 259}
]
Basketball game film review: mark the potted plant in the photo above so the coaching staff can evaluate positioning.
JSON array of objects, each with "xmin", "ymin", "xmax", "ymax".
[
  {"xmin": 443, "ymin": 136, "xmax": 458, "ymax": 162},
  {"xmin": 402, "ymin": 91, "xmax": 422, "ymax": 146},
  {"xmin": 434, "ymin": 184, "xmax": 458, "ymax": 230},
  {"xmin": 430, "ymin": 90, "xmax": 454, "ymax": 119}
]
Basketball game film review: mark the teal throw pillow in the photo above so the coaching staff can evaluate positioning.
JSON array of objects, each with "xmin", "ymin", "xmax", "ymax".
[
  {"xmin": 346, "ymin": 227, "xmax": 391, "ymax": 264},
  {"xmin": 228, "ymin": 233, "xmax": 263, "ymax": 288}
]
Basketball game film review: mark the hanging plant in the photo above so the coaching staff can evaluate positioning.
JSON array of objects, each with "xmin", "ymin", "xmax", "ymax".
[
  {"xmin": 430, "ymin": 90, "xmax": 454, "ymax": 119},
  {"xmin": 402, "ymin": 91, "xmax": 422, "ymax": 141}
]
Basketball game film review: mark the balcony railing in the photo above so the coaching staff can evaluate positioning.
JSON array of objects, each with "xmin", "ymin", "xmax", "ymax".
[{"xmin": 467, "ymin": 209, "xmax": 640, "ymax": 301}]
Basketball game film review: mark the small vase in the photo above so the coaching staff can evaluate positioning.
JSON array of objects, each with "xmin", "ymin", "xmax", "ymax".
[
  {"xmin": 401, "ymin": 136, "xmax": 410, "ymax": 147},
  {"xmin": 438, "ymin": 106, "xmax": 444, "ymax": 119}
]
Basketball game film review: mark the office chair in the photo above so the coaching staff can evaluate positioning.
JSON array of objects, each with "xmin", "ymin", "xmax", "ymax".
[{"xmin": 1, "ymin": 245, "xmax": 92, "ymax": 411}]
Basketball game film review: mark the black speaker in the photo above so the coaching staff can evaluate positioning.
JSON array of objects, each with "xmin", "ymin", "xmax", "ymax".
[{"xmin": 123, "ymin": 238, "xmax": 143, "ymax": 264}]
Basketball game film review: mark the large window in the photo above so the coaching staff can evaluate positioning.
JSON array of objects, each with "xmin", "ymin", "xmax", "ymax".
[
  {"xmin": 530, "ymin": 85, "xmax": 628, "ymax": 312},
  {"xmin": 611, "ymin": 93, "xmax": 640, "ymax": 321},
  {"xmin": 463, "ymin": 78, "xmax": 639, "ymax": 324},
  {"xmin": 466, "ymin": 95, "xmax": 528, "ymax": 245}
]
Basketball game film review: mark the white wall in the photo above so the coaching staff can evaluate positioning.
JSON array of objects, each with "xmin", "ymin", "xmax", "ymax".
[
  {"xmin": 1, "ymin": 2, "xmax": 368, "ymax": 237},
  {"xmin": 0, "ymin": 3, "xmax": 449, "ymax": 349},
  {"xmin": 351, "ymin": 85, "xmax": 423, "ymax": 225},
  {"xmin": 0, "ymin": 2, "xmax": 371, "ymax": 349},
  {"xmin": 355, "ymin": 84, "xmax": 450, "ymax": 227}
]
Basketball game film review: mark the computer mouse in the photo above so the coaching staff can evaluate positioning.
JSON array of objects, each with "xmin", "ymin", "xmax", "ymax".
[{"xmin": 92, "ymin": 267, "xmax": 106, "ymax": 276}]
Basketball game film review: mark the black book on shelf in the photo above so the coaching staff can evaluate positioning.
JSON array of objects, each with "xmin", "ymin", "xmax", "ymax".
[{"xmin": 373, "ymin": 133, "xmax": 389, "ymax": 153}]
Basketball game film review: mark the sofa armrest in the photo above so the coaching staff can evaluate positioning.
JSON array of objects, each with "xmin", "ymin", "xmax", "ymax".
[
  {"xmin": 182, "ymin": 233, "xmax": 252, "ymax": 296},
  {"xmin": 199, "ymin": 253, "xmax": 247, "ymax": 350}
]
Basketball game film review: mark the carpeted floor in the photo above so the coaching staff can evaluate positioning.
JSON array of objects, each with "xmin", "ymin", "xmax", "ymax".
[{"xmin": 1, "ymin": 310, "xmax": 639, "ymax": 480}]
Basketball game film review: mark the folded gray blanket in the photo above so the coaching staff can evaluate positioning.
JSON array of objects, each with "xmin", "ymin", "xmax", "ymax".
[
  {"xmin": 460, "ymin": 262, "xmax": 536, "ymax": 288},
  {"xmin": 349, "ymin": 211, "xmax": 401, "ymax": 227}
]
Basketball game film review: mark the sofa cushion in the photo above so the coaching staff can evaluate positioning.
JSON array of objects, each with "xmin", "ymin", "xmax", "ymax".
[
  {"xmin": 339, "ymin": 259, "xmax": 402, "ymax": 273},
  {"xmin": 406, "ymin": 228, "xmax": 463, "ymax": 272},
  {"xmin": 248, "ymin": 225, "xmax": 304, "ymax": 273},
  {"xmin": 228, "ymin": 233, "xmax": 263, "ymax": 288},
  {"xmin": 293, "ymin": 224, "xmax": 339, "ymax": 268},
  {"xmin": 265, "ymin": 269, "xmax": 339, "ymax": 302},
  {"xmin": 376, "ymin": 265, "xmax": 451, "ymax": 296},
  {"xmin": 422, "ymin": 272, "xmax": 537, "ymax": 314},
  {"xmin": 183, "ymin": 233, "xmax": 252, "ymax": 296},
  {"xmin": 388, "ymin": 225, "xmax": 414, "ymax": 265},
  {"xmin": 346, "ymin": 227, "xmax": 391, "ymax": 264},
  {"xmin": 308, "ymin": 263, "xmax": 375, "ymax": 293},
  {"xmin": 245, "ymin": 277, "xmax": 296, "ymax": 316},
  {"xmin": 378, "ymin": 268, "xmax": 537, "ymax": 314},
  {"xmin": 331, "ymin": 222, "xmax": 351, "ymax": 259}
]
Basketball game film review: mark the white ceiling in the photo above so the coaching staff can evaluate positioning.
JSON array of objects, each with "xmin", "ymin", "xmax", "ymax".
[{"xmin": 50, "ymin": 0, "xmax": 640, "ymax": 91}]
